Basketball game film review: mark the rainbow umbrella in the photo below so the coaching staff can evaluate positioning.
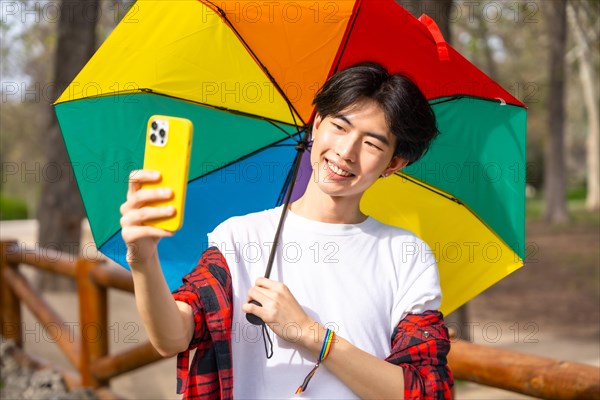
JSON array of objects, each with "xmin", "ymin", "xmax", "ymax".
[{"xmin": 54, "ymin": 0, "xmax": 526, "ymax": 315}]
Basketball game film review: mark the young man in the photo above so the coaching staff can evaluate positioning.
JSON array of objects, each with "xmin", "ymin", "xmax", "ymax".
[{"xmin": 120, "ymin": 63, "xmax": 453, "ymax": 399}]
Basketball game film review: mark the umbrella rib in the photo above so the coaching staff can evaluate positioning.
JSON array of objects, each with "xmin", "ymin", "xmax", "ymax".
[
  {"xmin": 396, "ymin": 172, "xmax": 463, "ymax": 204},
  {"xmin": 188, "ymin": 133, "xmax": 305, "ymax": 185},
  {"xmin": 56, "ymin": 88, "xmax": 303, "ymax": 130},
  {"xmin": 142, "ymin": 89, "xmax": 300, "ymax": 128},
  {"xmin": 204, "ymin": 0, "xmax": 305, "ymax": 126},
  {"xmin": 53, "ymin": 89, "xmax": 145, "ymax": 105},
  {"xmin": 429, "ymin": 94, "xmax": 524, "ymax": 108},
  {"xmin": 329, "ymin": 0, "xmax": 363, "ymax": 76},
  {"xmin": 397, "ymin": 172, "xmax": 524, "ymax": 260},
  {"xmin": 429, "ymin": 95, "xmax": 464, "ymax": 106},
  {"xmin": 265, "ymin": 119, "xmax": 305, "ymax": 142}
]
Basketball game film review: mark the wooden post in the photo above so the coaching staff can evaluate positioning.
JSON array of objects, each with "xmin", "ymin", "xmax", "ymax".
[
  {"xmin": 1, "ymin": 240, "xmax": 22, "ymax": 347},
  {"xmin": 2, "ymin": 266, "xmax": 81, "ymax": 368},
  {"xmin": 77, "ymin": 257, "xmax": 109, "ymax": 388}
]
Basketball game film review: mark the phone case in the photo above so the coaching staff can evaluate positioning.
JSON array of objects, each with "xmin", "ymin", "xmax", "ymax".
[{"xmin": 142, "ymin": 115, "xmax": 193, "ymax": 231}]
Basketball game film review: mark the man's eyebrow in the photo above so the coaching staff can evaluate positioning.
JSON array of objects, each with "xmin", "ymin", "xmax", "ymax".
[
  {"xmin": 333, "ymin": 113, "xmax": 353, "ymax": 127},
  {"xmin": 332, "ymin": 114, "xmax": 390, "ymax": 146},
  {"xmin": 365, "ymin": 132, "xmax": 390, "ymax": 146}
]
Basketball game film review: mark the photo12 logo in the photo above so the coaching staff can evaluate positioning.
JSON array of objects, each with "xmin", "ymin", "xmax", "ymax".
[
  {"xmin": 1, "ymin": 1, "xmax": 137, "ymax": 25},
  {"xmin": 1, "ymin": 321, "xmax": 141, "ymax": 345},
  {"xmin": 199, "ymin": 1, "xmax": 342, "ymax": 24}
]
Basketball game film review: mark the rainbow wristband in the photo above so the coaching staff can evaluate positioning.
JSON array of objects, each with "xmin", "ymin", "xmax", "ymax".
[{"xmin": 295, "ymin": 328, "xmax": 335, "ymax": 394}]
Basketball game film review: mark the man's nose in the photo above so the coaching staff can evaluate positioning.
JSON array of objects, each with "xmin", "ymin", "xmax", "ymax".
[{"xmin": 336, "ymin": 135, "xmax": 359, "ymax": 162}]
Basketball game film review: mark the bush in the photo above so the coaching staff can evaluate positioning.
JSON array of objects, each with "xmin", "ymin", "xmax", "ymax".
[
  {"xmin": 0, "ymin": 194, "xmax": 28, "ymax": 220},
  {"xmin": 567, "ymin": 185, "xmax": 587, "ymax": 201}
]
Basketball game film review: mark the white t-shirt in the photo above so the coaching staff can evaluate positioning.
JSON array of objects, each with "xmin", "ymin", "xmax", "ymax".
[{"xmin": 208, "ymin": 206, "xmax": 441, "ymax": 399}]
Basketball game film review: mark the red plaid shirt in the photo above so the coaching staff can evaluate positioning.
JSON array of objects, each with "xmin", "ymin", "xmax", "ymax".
[
  {"xmin": 385, "ymin": 310, "xmax": 454, "ymax": 399},
  {"xmin": 172, "ymin": 247, "xmax": 233, "ymax": 399},
  {"xmin": 173, "ymin": 247, "xmax": 453, "ymax": 399}
]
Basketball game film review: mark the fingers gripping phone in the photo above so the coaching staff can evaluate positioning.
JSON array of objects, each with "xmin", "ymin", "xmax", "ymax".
[{"xmin": 142, "ymin": 115, "xmax": 193, "ymax": 231}]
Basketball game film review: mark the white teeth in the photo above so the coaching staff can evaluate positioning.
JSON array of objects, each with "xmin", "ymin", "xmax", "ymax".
[{"xmin": 327, "ymin": 161, "xmax": 352, "ymax": 177}]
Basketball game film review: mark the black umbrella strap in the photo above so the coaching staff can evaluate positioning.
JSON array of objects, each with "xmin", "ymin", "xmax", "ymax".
[{"xmin": 261, "ymin": 323, "xmax": 274, "ymax": 359}]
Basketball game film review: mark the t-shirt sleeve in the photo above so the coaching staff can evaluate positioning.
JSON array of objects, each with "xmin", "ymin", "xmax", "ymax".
[
  {"xmin": 207, "ymin": 221, "xmax": 238, "ymax": 269},
  {"xmin": 391, "ymin": 239, "xmax": 442, "ymax": 331}
]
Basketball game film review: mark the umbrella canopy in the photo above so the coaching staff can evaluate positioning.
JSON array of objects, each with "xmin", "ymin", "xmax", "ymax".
[{"xmin": 54, "ymin": 0, "xmax": 526, "ymax": 315}]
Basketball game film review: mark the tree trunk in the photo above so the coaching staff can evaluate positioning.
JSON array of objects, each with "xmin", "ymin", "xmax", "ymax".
[
  {"xmin": 36, "ymin": 0, "xmax": 100, "ymax": 291},
  {"xmin": 543, "ymin": 0, "xmax": 569, "ymax": 224},
  {"xmin": 585, "ymin": 90, "xmax": 600, "ymax": 212},
  {"xmin": 567, "ymin": 2, "xmax": 600, "ymax": 212},
  {"xmin": 477, "ymin": 18, "xmax": 498, "ymax": 81}
]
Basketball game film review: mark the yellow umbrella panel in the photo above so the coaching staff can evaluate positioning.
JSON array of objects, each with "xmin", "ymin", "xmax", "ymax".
[{"xmin": 362, "ymin": 174, "xmax": 523, "ymax": 315}]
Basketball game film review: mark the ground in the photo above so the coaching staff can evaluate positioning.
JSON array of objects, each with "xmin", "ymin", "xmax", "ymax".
[{"xmin": 470, "ymin": 217, "xmax": 600, "ymax": 340}]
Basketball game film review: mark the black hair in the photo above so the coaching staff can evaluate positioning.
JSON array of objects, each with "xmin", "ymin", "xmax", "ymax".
[{"xmin": 312, "ymin": 62, "xmax": 439, "ymax": 165}]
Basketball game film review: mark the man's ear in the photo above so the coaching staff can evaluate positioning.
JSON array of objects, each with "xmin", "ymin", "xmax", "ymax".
[
  {"xmin": 312, "ymin": 113, "xmax": 323, "ymax": 135},
  {"xmin": 383, "ymin": 156, "xmax": 409, "ymax": 176}
]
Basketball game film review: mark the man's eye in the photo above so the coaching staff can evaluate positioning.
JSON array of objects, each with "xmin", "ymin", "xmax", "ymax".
[
  {"xmin": 331, "ymin": 122, "xmax": 344, "ymax": 130},
  {"xmin": 366, "ymin": 142, "xmax": 382, "ymax": 151}
]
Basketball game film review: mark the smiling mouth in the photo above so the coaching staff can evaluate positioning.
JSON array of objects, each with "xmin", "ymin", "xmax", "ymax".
[{"xmin": 326, "ymin": 159, "xmax": 354, "ymax": 177}]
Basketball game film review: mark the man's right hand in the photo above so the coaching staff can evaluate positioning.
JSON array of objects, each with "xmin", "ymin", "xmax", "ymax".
[
  {"xmin": 119, "ymin": 169, "xmax": 175, "ymax": 266},
  {"xmin": 118, "ymin": 169, "xmax": 194, "ymax": 357}
]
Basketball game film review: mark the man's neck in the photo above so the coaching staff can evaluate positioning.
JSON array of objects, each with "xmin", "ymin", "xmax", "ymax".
[{"xmin": 289, "ymin": 182, "xmax": 367, "ymax": 224}]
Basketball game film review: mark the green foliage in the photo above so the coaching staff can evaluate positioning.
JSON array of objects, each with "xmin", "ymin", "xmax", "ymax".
[
  {"xmin": 567, "ymin": 185, "xmax": 587, "ymax": 201},
  {"xmin": 0, "ymin": 193, "xmax": 28, "ymax": 220},
  {"xmin": 526, "ymin": 196, "xmax": 543, "ymax": 220},
  {"xmin": 569, "ymin": 199, "xmax": 600, "ymax": 226}
]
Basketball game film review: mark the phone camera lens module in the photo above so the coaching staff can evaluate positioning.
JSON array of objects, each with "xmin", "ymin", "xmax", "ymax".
[
  {"xmin": 151, "ymin": 121, "xmax": 158, "ymax": 130},
  {"xmin": 159, "ymin": 129, "xmax": 166, "ymax": 137},
  {"xmin": 150, "ymin": 133, "xmax": 157, "ymax": 142}
]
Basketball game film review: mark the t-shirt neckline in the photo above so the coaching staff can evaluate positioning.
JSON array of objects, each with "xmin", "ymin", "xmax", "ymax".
[{"xmin": 278, "ymin": 205, "xmax": 379, "ymax": 236}]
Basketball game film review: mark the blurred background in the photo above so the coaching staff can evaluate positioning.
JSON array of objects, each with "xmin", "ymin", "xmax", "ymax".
[{"xmin": 1, "ymin": 0, "xmax": 598, "ymax": 399}]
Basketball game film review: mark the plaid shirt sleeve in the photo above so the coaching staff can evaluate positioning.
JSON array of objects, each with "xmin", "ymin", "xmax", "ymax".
[
  {"xmin": 172, "ymin": 246, "xmax": 234, "ymax": 400},
  {"xmin": 385, "ymin": 310, "xmax": 453, "ymax": 400}
]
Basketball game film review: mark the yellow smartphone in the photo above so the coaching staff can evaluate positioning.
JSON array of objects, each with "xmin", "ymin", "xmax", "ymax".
[{"xmin": 142, "ymin": 115, "xmax": 193, "ymax": 231}]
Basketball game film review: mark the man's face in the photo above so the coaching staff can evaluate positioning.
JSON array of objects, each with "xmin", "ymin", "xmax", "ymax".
[{"xmin": 309, "ymin": 99, "xmax": 407, "ymax": 200}]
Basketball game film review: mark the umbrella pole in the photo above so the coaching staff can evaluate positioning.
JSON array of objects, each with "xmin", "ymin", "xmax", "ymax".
[{"xmin": 246, "ymin": 131, "xmax": 310, "ymax": 326}]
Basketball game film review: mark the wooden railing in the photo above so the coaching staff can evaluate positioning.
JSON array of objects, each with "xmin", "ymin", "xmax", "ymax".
[
  {"xmin": 449, "ymin": 340, "xmax": 600, "ymax": 399},
  {"xmin": 0, "ymin": 240, "xmax": 163, "ymax": 399},
  {"xmin": 1, "ymin": 239, "xmax": 599, "ymax": 399}
]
